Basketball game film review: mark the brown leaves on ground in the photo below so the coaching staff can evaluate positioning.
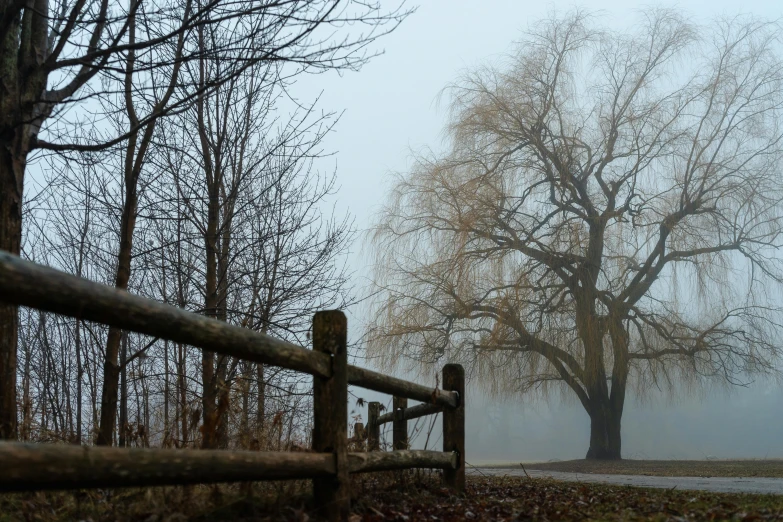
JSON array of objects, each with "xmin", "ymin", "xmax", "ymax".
[
  {"xmin": 353, "ymin": 475, "xmax": 783, "ymax": 521},
  {"xmin": 2, "ymin": 475, "xmax": 783, "ymax": 521}
]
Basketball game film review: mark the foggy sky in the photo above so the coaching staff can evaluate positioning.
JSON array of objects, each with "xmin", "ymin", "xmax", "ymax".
[{"xmin": 296, "ymin": 1, "xmax": 783, "ymax": 462}]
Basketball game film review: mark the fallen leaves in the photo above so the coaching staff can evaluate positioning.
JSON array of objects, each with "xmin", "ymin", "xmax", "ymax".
[
  {"xmin": 351, "ymin": 475, "xmax": 783, "ymax": 521},
  {"xmin": 2, "ymin": 474, "xmax": 783, "ymax": 521}
]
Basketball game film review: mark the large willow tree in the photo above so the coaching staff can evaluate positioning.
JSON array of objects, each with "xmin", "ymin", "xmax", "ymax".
[{"xmin": 368, "ymin": 11, "xmax": 783, "ymax": 459}]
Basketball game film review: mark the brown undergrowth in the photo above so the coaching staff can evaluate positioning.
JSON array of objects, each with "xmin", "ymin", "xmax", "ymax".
[{"xmin": 2, "ymin": 473, "xmax": 783, "ymax": 521}]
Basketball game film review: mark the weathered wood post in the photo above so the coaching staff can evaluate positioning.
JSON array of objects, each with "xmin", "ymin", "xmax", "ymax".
[
  {"xmin": 352, "ymin": 422, "xmax": 365, "ymax": 450},
  {"xmin": 392, "ymin": 396, "xmax": 407, "ymax": 451},
  {"xmin": 367, "ymin": 401, "xmax": 380, "ymax": 451},
  {"xmin": 442, "ymin": 364, "xmax": 465, "ymax": 493},
  {"xmin": 311, "ymin": 311, "xmax": 350, "ymax": 520}
]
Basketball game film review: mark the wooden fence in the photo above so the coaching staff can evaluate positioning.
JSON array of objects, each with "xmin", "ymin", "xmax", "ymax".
[{"xmin": 0, "ymin": 251, "xmax": 464, "ymax": 521}]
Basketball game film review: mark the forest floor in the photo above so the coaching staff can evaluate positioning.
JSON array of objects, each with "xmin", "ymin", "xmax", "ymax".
[
  {"xmin": 3, "ymin": 473, "xmax": 783, "ymax": 521},
  {"xmin": 512, "ymin": 459, "xmax": 783, "ymax": 478}
]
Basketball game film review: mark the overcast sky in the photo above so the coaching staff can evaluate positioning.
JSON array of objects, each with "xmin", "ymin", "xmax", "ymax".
[{"xmin": 293, "ymin": 1, "xmax": 783, "ymax": 462}]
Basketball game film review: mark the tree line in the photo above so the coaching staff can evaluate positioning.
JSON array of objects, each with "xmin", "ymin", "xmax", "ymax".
[{"xmin": 0, "ymin": 0, "xmax": 409, "ymax": 448}]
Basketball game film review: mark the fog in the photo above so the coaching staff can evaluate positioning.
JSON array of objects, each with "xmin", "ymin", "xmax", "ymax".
[
  {"xmin": 466, "ymin": 383, "xmax": 783, "ymax": 463},
  {"xmin": 290, "ymin": 0, "xmax": 783, "ymax": 462}
]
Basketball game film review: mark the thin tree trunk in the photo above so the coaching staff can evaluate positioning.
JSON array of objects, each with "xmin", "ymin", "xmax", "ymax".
[
  {"xmin": 118, "ymin": 332, "xmax": 128, "ymax": 447},
  {"xmin": 195, "ymin": 17, "xmax": 219, "ymax": 450},
  {"xmin": 96, "ymin": 156, "xmax": 138, "ymax": 446},
  {"xmin": 164, "ymin": 339, "xmax": 170, "ymax": 444},
  {"xmin": 143, "ymin": 381, "xmax": 150, "ymax": 447},
  {"xmin": 256, "ymin": 364, "xmax": 265, "ymax": 442},
  {"xmin": 75, "ymin": 321, "xmax": 82, "ymax": 444},
  {"xmin": 198, "ymin": 119, "xmax": 219, "ymax": 450},
  {"xmin": 240, "ymin": 361, "xmax": 250, "ymax": 447},
  {"xmin": 95, "ymin": 0, "xmax": 184, "ymax": 444},
  {"xmin": 215, "ymin": 250, "xmax": 229, "ymax": 449},
  {"xmin": 162, "ymin": 250, "xmax": 170, "ymax": 444},
  {"xmin": 178, "ymin": 343, "xmax": 188, "ymax": 447},
  {"xmin": 201, "ymin": 351, "xmax": 216, "ymax": 449},
  {"xmin": 21, "ymin": 333, "xmax": 31, "ymax": 441}
]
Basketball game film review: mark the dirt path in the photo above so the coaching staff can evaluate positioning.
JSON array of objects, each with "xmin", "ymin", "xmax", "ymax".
[{"xmin": 471, "ymin": 467, "xmax": 783, "ymax": 495}]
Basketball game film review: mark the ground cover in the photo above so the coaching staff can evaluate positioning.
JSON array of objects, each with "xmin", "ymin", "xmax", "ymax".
[
  {"xmin": 2, "ymin": 474, "xmax": 783, "ymax": 521},
  {"xmin": 515, "ymin": 460, "xmax": 783, "ymax": 478}
]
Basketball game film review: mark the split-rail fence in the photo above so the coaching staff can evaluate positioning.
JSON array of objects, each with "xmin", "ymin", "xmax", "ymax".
[{"xmin": 0, "ymin": 251, "xmax": 465, "ymax": 521}]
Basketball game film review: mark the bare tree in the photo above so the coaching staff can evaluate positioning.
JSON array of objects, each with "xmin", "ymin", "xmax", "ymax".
[
  {"xmin": 152, "ymin": 45, "xmax": 354, "ymax": 446},
  {"xmin": 368, "ymin": 10, "xmax": 783, "ymax": 459},
  {"xmin": 0, "ymin": 0, "xmax": 408, "ymax": 440}
]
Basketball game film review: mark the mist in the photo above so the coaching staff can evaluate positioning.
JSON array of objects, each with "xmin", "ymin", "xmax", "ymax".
[{"xmin": 297, "ymin": 0, "xmax": 783, "ymax": 463}]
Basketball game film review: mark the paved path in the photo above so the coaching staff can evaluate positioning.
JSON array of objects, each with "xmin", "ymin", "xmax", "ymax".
[{"xmin": 471, "ymin": 467, "xmax": 783, "ymax": 495}]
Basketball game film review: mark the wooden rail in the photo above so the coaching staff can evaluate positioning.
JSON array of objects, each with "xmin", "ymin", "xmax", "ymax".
[
  {"xmin": 0, "ymin": 251, "xmax": 466, "ymax": 521},
  {"xmin": 376, "ymin": 402, "xmax": 442, "ymax": 425},
  {"xmin": 348, "ymin": 366, "xmax": 457, "ymax": 408},
  {"xmin": 0, "ymin": 252, "xmax": 458, "ymax": 406},
  {"xmin": 0, "ymin": 443, "xmax": 457, "ymax": 491}
]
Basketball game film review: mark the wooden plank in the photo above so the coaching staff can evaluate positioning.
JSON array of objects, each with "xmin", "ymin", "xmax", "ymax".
[
  {"xmin": 0, "ymin": 252, "xmax": 330, "ymax": 378},
  {"xmin": 347, "ymin": 366, "xmax": 457, "ymax": 408},
  {"xmin": 311, "ymin": 311, "xmax": 350, "ymax": 521},
  {"xmin": 348, "ymin": 450, "xmax": 457, "ymax": 473},
  {"xmin": 442, "ymin": 364, "xmax": 465, "ymax": 493},
  {"xmin": 377, "ymin": 402, "xmax": 442, "ymax": 425},
  {"xmin": 367, "ymin": 402, "xmax": 380, "ymax": 451},
  {"xmin": 392, "ymin": 396, "xmax": 408, "ymax": 451},
  {"xmin": 0, "ymin": 443, "xmax": 335, "ymax": 491}
]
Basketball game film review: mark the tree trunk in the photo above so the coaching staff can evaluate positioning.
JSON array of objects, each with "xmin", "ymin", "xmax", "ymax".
[
  {"xmin": 164, "ymin": 339, "xmax": 169, "ymax": 445},
  {"xmin": 215, "ymin": 253, "xmax": 230, "ymax": 449},
  {"xmin": 199, "ymin": 159, "xmax": 219, "ymax": 450},
  {"xmin": 201, "ymin": 352, "xmax": 216, "ymax": 448},
  {"xmin": 118, "ymin": 332, "xmax": 128, "ymax": 447},
  {"xmin": 21, "ymin": 332, "xmax": 31, "ymax": 441},
  {"xmin": 96, "ymin": 150, "xmax": 138, "ymax": 445},
  {"xmin": 256, "ymin": 363, "xmax": 265, "ymax": 443},
  {"xmin": 0, "ymin": 0, "xmax": 52, "ymax": 441},
  {"xmin": 0, "ymin": 148, "xmax": 23, "ymax": 440},
  {"xmin": 215, "ymin": 356, "xmax": 229, "ymax": 449},
  {"xmin": 162, "ymin": 254, "xmax": 169, "ymax": 445},
  {"xmin": 95, "ymin": 316, "xmax": 123, "ymax": 444},
  {"xmin": 177, "ymin": 343, "xmax": 188, "ymax": 447},
  {"xmin": 75, "ymin": 321, "xmax": 82, "ymax": 444},
  {"xmin": 585, "ymin": 401, "xmax": 622, "ymax": 460}
]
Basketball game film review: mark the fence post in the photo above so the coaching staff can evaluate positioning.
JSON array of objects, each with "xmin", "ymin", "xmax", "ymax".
[
  {"xmin": 442, "ymin": 364, "xmax": 465, "ymax": 493},
  {"xmin": 367, "ymin": 401, "xmax": 380, "ymax": 451},
  {"xmin": 311, "ymin": 311, "xmax": 350, "ymax": 521},
  {"xmin": 352, "ymin": 422, "xmax": 365, "ymax": 450},
  {"xmin": 392, "ymin": 396, "xmax": 407, "ymax": 450}
]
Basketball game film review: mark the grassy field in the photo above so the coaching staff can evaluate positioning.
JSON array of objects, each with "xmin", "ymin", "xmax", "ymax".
[
  {"xmin": 2, "ymin": 474, "xmax": 783, "ymax": 521},
  {"xmin": 516, "ymin": 459, "xmax": 783, "ymax": 478}
]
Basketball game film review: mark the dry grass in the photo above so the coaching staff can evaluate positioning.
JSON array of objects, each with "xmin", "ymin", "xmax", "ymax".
[{"xmin": 516, "ymin": 459, "xmax": 783, "ymax": 478}]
